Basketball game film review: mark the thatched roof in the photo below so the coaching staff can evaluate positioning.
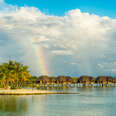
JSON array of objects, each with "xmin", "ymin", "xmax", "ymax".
[
  {"xmin": 112, "ymin": 78, "xmax": 116, "ymax": 83},
  {"xmin": 96, "ymin": 76, "xmax": 112, "ymax": 82},
  {"xmin": 89, "ymin": 77, "xmax": 95, "ymax": 82},
  {"xmin": 48, "ymin": 77, "xmax": 56, "ymax": 82},
  {"xmin": 65, "ymin": 76, "xmax": 73, "ymax": 82},
  {"xmin": 56, "ymin": 76, "xmax": 67, "ymax": 82},
  {"xmin": 106, "ymin": 76, "xmax": 113, "ymax": 81},
  {"xmin": 56, "ymin": 76, "xmax": 72, "ymax": 82},
  {"xmin": 36, "ymin": 75, "xmax": 49, "ymax": 83},
  {"xmin": 78, "ymin": 76, "xmax": 94, "ymax": 82}
]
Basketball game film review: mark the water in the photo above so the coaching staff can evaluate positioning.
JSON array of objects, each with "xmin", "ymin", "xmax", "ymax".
[{"xmin": 0, "ymin": 87, "xmax": 116, "ymax": 116}]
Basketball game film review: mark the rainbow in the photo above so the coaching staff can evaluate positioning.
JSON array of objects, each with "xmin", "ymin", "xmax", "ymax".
[
  {"xmin": 36, "ymin": 45, "xmax": 49, "ymax": 75},
  {"xmin": 30, "ymin": 38, "xmax": 49, "ymax": 76}
]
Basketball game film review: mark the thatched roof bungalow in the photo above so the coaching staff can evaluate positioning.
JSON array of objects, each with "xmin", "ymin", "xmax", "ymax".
[
  {"xmin": 36, "ymin": 75, "xmax": 49, "ymax": 84},
  {"xmin": 78, "ymin": 76, "xmax": 94, "ymax": 84},
  {"xmin": 56, "ymin": 76, "xmax": 72, "ymax": 84}
]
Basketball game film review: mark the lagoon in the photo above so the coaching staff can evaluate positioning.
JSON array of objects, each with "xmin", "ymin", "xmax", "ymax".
[{"xmin": 0, "ymin": 87, "xmax": 116, "ymax": 116}]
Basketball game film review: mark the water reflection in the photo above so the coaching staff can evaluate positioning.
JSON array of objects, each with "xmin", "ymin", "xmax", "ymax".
[
  {"xmin": 0, "ymin": 88, "xmax": 116, "ymax": 116},
  {"xmin": 0, "ymin": 96, "xmax": 28, "ymax": 116},
  {"xmin": 37, "ymin": 86, "xmax": 74, "ymax": 90}
]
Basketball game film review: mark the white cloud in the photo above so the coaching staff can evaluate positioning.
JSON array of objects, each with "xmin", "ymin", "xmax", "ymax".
[
  {"xmin": 0, "ymin": 1, "xmax": 116, "ymax": 76},
  {"xmin": 51, "ymin": 50, "xmax": 72, "ymax": 55}
]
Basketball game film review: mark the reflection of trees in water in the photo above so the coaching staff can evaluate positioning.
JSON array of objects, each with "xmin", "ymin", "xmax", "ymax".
[
  {"xmin": 37, "ymin": 86, "xmax": 73, "ymax": 90},
  {"xmin": 0, "ymin": 96, "xmax": 28, "ymax": 113}
]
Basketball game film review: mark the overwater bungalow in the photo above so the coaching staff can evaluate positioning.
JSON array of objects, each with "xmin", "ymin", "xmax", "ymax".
[
  {"xmin": 89, "ymin": 77, "xmax": 96, "ymax": 87},
  {"xmin": 56, "ymin": 76, "xmax": 73, "ymax": 86},
  {"xmin": 35, "ymin": 75, "xmax": 116, "ymax": 88},
  {"xmin": 36, "ymin": 75, "xmax": 49, "ymax": 86},
  {"xmin": 48, "ymin": 77, "xmax": 56, "ymax": 87},
  {"xmin": 65, "ymin": 76, "xmax": 73, "ymax": 86},
  {"xmin": 56, "ymin": 76, "xmax": 67, "ymax": 86},
  {"xmin": 96, "ymin": 76, "xmax": 110, "ymax": 87},
  {"xmin": 106, "ymin": 76, "xmax": 114, "ymax": 86},
  {"xmin": 77, "ymin": 76, "xmax": 95, "ymax": 87}
]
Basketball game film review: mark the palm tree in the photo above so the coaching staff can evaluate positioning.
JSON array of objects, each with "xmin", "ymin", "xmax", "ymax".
[
  {"xmin": 0, "ymin": 63, "xmax": 10, "ymax": 88},
  {"xmin": 0, "ymin": 60, "xmax": 31, "ymax": 89},
  {"xmin": 13, "ymin": 61, "xmax": 31, "ymax": 88}
]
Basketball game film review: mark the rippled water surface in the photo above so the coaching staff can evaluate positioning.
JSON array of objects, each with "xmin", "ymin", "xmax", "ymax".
[{"xmin": 0, "ymin": 87, "xmax": 116, "ymax": 116}]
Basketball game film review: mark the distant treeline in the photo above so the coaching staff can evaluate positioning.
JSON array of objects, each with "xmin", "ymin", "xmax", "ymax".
[{"xmin": 0, "ymin": 60, "xmax": 116, "ymax": 89}]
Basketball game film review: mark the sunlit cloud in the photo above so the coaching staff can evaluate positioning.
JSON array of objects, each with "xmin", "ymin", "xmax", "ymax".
[{"xmin": 0, "ymin": 0, "xmax": 116, "ymax": 76}]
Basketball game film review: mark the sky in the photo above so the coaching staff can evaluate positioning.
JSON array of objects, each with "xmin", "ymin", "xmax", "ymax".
[
  {"xmin": 0, "ymin": 0, "xmax": 116, "ymax": 77},
  {"xmin": 5, "ymin": 0, "xmax": 116, "ymax": 18}
]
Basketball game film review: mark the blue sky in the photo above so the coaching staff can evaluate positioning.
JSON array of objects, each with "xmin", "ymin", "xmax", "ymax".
[{"xmin": 5, "ymin": 0, "xmax": 116, "ymax": 18}]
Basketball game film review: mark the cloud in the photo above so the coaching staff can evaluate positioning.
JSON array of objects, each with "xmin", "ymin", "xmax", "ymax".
[
  {"xmin": 51, "ymin": 50, "xmax": 72, "ymax": 55},
  {"xmin": 0, "ymin": 1, "xmax": 116, "ymax": 76}
]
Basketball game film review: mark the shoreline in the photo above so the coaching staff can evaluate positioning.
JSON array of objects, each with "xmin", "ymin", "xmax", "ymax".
[{"xmin": 0, "ymin": 89, "xmax": 80, "ymax": 95}]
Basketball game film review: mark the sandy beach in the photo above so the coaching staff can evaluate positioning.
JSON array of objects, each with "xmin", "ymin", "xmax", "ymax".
[{"xmin": 0, "ymin": 89, "xmax": 80, "ymax": 95}]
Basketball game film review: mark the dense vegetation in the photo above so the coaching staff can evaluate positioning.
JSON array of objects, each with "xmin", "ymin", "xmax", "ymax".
[{"xmin": 0, "ymin": 60, "xmax": 31, "ymax": 89}]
